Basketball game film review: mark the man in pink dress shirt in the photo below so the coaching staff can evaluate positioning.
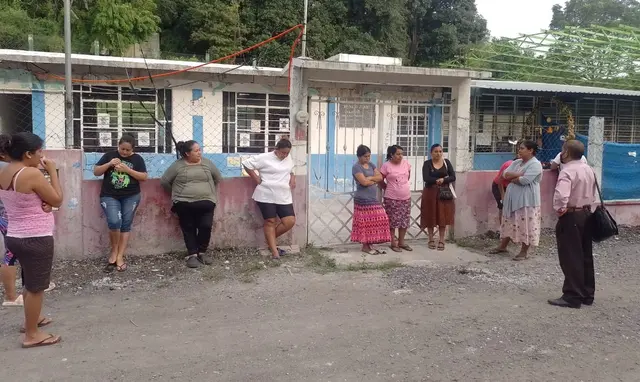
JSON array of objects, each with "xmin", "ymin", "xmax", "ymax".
[{"xmin": 549, "ymin": 140, "xmax": 597, "ymax": 309}]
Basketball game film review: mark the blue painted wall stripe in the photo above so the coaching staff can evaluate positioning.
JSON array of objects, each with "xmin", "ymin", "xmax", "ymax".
[
  {"xmin": 32, "ymin": 90, "xmax": 46, "ymax": 147},
  {"xmin": 192, "ymin": 89, "xmax": 204, "ymax": 146},
  {"xmin": 428, "ymin": 100, "xmax": 442, "ymax": 157},
  {"xmin": 192, "ymin": 116, "xmax": 204, "ymax": 146},
  {"xmin": 192, "ymin": 89, "xmax": 203, "ymax": 101},
  {"xmin": 326, "ymin": 100, "xmax": 337, "ymax": 190}
]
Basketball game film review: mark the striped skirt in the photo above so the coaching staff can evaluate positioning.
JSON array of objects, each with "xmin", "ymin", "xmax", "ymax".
[{"xmin": 351, "ymin": 202, "xmax": 392, "ymax": 244}]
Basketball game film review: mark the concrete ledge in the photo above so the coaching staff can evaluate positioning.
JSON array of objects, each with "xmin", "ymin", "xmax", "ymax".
[{"xmin": 326, "ymin": 242, "xmax": 489, "ymax": 267}]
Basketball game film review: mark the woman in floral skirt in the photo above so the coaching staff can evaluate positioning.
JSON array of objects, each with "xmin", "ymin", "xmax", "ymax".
[
  {"xmin": 351, "ymin": 145, "xmax": 391, "ymax": 255},
  {"xmin": 380, "ymin": 145, "xmax": 413, "ymax": 252},
  {"xmin": 490, "ymin": 140, "xmax": 543, "ymax": 261}
]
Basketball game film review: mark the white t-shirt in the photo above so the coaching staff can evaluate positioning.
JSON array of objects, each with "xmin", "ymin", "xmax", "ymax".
[
  {"xmin": 242, "ymin": 152, "xmax": 294, "ymax": 205},
  {"xmin": 551, "ymin": 152, "xmax": 587, "ymax": 171}
]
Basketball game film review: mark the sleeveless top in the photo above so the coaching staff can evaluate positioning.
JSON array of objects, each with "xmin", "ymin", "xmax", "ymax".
[{"xmin": 0, "ymin": 167, "xmax": 55, "ymax": 238}]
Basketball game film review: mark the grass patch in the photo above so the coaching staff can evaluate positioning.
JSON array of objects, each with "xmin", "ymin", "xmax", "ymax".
[
  {"xmin": 345, "ymin": 260, "xmax": 404, "ymax": 272},
  {"xmin": 303, "ymin": 245, "xmax": 338, "ymax": 274},
  {"xmin": 302, "ymin": 245, "xmax": 404, "ymax": 274}
]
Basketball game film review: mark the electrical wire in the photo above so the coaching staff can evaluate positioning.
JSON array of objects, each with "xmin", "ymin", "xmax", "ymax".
[{"xmin": 42, "ymin": 24, "xmax": 305, "ymax": 89}]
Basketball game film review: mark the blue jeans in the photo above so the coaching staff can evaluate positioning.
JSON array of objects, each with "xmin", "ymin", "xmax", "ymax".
[{"xmin": 100, "ymin": 194, "xmax": 141, "ymax": 233}]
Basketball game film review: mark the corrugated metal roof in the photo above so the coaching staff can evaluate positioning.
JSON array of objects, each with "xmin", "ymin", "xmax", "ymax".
[{"xmin": 472, "ymin": 80, "xmax": 640, "ymax": 97}]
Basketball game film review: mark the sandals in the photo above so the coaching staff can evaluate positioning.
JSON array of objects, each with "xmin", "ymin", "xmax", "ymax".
[
  {"xmin": 390, "ymin": 244, "xmax": 413, "ymax": 252},
  {"xmin": 22, "ymin": 334, "xmax": 62, "ymax": 349},
  {"xmin": 489, "ymin": 248, "xmax": 509, "ymax": 255},
  {"xmin": 116, "ymin": 263, "xmax": 128, "ymax": 272},
  {"xmin": 103, "ymin": 262, "xmax": 117, "ymax": 273},
  {"xmin": 513, "ymin": 253, "xmax": 529, "ymax": 261},
  {"xmin": 20, "ymin": 317, "xmax": 53, "ymax": 333},
  {"xmin": 2, "ymin": 294, "xmax": 24, "ymax": 307},
  {"xmin": 362, "ymin": 249, "xmax": 386, "ymax": 256},
  {"xmin": 428, "ymin": 241, "xmax": 436, "ymax": 250},
  {"xmin": 437, "ymin": 242, "xmax": 445, "ymax": 251}
]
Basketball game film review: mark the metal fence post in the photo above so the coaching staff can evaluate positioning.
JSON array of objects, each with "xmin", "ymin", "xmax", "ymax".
[{"xmin": 64, "ymin": 0, "xmax": 74, "ymax": 148}]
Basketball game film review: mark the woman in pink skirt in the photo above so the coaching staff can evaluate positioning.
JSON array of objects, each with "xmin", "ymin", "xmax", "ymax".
[
  {"xmin": 380, "ymin": 145, "xmax": 413, "ymax": 252},
  {"xmin": 351, "ymin": 145, "xmax": 391, "ymax": 255}
]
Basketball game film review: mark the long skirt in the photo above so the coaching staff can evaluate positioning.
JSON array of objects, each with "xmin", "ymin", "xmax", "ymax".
[
  {"xmin": 383, "ymin": 198, "xmax": 411, "ymax": 229},
  {"xmin": 500, "ymin": 206, "xmax": 541, "ymax": 246},
  {"xmin": 420, "ymin": 186, "xmax": 455, "ymax": 229},
  {"xmin": 351, "ymin": 202, "xmax": 392, "ymax": 244}
]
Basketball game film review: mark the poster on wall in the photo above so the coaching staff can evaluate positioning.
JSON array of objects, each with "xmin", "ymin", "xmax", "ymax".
[
  {"xmin": 279, "ymin": 118, "xmax": 290, "ymax": 131},
  {"xmin": 97, "ymin": 113, "xmax": 110, "ymax": 129},
  {"xmin": 99, "ymin": 132, "xmax": 112, "ymax": 147},
  {"xmin": 250, "ymin": 119, "xmax": 261, "ymax": 132},
  {"xmin": 475, "ymin": 132, "xmax": 492, "ymax": 146},
  {"xmin": 138, "ymin": 132, "xmax": 150, "ymax": 147},
  {"xmin": 239, "ymin": 133, "xmax": 251, "ymax": 147}
]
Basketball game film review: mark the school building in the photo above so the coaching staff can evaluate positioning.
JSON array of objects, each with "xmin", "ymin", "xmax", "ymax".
[{"xmin": 0, "ymin": 49, "xmax": 637, "ymax": 257}]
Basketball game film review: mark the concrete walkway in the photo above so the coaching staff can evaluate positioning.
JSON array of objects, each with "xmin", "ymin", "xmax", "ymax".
[{"xmin": 325, "ymin": 241, "xmax": 489, "ymax": 267}]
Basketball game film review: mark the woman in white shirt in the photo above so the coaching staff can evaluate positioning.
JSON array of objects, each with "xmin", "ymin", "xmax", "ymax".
[
  {"xmin": 242, "ymin": 139, "xmax": 296, "ymax": 259},
  {"xmin": 550, "ymin": 147, "xmax": 587, "ymax": 171}
]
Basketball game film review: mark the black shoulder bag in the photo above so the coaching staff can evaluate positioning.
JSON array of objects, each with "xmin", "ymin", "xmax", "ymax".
[
  {"xmin": 437, "ymin": 160, "xmax": 455, "ymax": 201},
  {"xmin": 589, "ymin": 173, "xmax": 618, "ymax": 242}
]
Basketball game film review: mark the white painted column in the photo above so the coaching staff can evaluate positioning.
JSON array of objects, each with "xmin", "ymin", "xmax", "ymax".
[
  {"xmin": 448, "ymin": 79, "xmax": 473, "ymax": 172},
  {"xmin": 288, "ymin": 61, "xmax": 309, "ymax": 246},
  {"xmin": 588, "ymin": 116, "xmax": 604, "ymax": 186}
]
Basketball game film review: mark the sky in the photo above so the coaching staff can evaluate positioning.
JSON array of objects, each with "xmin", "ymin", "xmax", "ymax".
[{"xmin": 475, "ymin": 0, "xmax": 563, "ymax": 38}]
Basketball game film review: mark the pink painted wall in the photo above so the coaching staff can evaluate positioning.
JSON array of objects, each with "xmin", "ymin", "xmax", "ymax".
[
  {"xmin": 44, "ymin": 150, "xmax": 85, "ymax": 258},
  {"xmin": 43, "ymin": 150, "xmax": 639, "ymax": 258},
  {"xmin": 46, "ymin": 150, "xmax": 307, "ymax": 259},
  {"xmin": 454, "ymin": 170, "xmax": 640, "ymax": 237}
]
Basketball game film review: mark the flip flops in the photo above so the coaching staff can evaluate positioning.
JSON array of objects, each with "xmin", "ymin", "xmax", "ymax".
[
  {"xmin": 22, "ymin": 334, "xmax": 62, "ymax": 349},
  {"xmin": 20, "ymin": 317, "xmax": 53, "ymax": 333},
  {"xmin": 2, "ymin": 294, "xmax": 24, "ymax": 307}
]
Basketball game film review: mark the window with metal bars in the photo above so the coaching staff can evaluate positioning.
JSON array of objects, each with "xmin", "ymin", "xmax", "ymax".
[
  {"xmin": 222, "ymin": 92, "xmax": 290, "ymax": 153},
  {"xmin": 72, "ymin": 85, "xmax": 172, "ymax": 153},
  {"xmin": 395, "ymin": 101, "xmax": 428, "ymax": 157}
]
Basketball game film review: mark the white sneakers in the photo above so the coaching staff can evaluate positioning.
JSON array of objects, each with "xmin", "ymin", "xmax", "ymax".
[
  {"xmin": 2, "ymin": 282, "xmax": 56, "ymax": 307},
  {"xmin": 2, "ymin": 294, "xmax": 23, "ymax": 307}
]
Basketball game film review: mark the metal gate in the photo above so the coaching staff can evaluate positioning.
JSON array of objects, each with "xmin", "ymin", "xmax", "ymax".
[{"xmin": 307, "ymin": 96, "xmax": 448, "ymax": 246}]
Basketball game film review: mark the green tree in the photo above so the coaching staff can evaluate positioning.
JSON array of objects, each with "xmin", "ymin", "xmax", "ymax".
[
  {"xmin": 157, "ymin": 0, "xmax": 244, "ymax": 60},
  {"xmin": 408, "ymin": 0, "xmax": 489, "ymax": 66},
  {"xmin": 0, "ymin": 4, "xmax": 63, "ymax": 51},
  {"xmin": 89, "ymin": 0, "xmax": 160, "ymax": 55},
  {"xmin": 550, "ymin": 0, "xmax": 640, "ymax": 29}
]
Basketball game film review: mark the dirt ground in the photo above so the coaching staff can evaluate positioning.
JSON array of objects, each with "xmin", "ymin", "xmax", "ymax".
[{"xmin": 1, "ymin": 228, "xmax": 640, "ymax": 382}]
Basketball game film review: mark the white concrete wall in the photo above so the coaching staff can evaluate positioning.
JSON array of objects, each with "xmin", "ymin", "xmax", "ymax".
[
  {"xmin": 171, "ymin": 81, "xmax": 288, "ymax": 154},
  {"xmin": 45, "ymin": 92, "xmax": 65, "ymax": 148}
]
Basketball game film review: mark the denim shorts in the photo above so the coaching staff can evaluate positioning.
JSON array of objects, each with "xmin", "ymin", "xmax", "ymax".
[{"xmin": 100, "ymin": 194, "xmax": 141, "ymax": 233}]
